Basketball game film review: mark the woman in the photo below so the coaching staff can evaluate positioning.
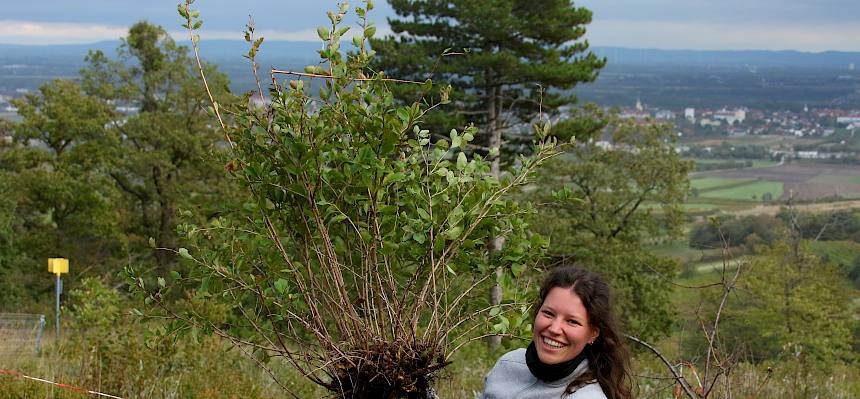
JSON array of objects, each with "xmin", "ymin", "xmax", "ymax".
[{"xmin": 482, "ymin": 266, "xmax": 633, "ymax": 399}]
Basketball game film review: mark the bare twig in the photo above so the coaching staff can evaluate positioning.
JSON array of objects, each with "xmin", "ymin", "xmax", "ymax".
[
  {"xmin": 271, "ymin": 68, "xmax": 425, "ymax": 84},
  {"xmin": 181, "ymin": 1, "xmax": 231, "ymax": 146},
  {"xmin": 625, "ymin": 334, "xmax": 698, "ymax": 399}
]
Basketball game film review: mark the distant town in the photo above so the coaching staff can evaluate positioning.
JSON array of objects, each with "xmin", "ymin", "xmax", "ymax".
[
  {"xmin": 611, "ymin": 98, "xmax": 860, "ymax": 163},
  {"xmin": 2, "ymin": 43, "xmax": 859, "ymax": 163}
]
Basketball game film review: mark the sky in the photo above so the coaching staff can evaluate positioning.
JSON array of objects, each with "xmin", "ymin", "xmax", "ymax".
[{"xmin": 1, "ymin": 0, "xmax": 858, "ymax": 52}]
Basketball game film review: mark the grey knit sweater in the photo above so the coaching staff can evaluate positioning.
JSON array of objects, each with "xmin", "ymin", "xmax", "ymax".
[{"xmin": 481, "ymin": 348, "xmax": 608, "ymax": 399}]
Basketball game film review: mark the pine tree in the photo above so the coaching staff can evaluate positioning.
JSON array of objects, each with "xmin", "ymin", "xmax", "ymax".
[{"xmin": 372, "ymin": 0, "xmax": 605, "ymax": 173}]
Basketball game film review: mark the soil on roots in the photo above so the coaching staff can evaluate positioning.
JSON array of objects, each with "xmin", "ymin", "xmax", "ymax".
[{"xmin": 324, "ymin": 339, "xmax": 450, "ymax": 399}]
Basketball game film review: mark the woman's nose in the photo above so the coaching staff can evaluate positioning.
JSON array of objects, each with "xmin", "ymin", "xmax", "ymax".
[{"xmin": 547, "ymin": 318, "xmax": 563, "ymax": 334}]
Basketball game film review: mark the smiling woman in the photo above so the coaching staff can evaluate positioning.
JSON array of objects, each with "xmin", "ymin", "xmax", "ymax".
[{"xmin": 482, "ymin": 267, "xmax": 633, "ymax": 399}]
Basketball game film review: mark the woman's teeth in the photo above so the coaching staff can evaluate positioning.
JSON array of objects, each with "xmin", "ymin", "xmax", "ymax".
[{"xmin": 543, "ymin": 337, "xmax": 566, "ymax": 348}]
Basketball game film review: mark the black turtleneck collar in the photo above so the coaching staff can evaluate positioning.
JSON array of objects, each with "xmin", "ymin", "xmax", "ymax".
[{"xmin": 525, "ymin": 341, "xmax": 587, "ymax": 382}]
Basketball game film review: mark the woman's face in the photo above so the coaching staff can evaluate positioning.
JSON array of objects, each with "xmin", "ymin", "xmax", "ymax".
[{"xmin": 533, "ymin": 287, "xmax": 600, "ymax": 365}]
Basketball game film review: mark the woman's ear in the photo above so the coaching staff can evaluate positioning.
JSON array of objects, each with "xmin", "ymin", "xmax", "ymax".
[{"xmin": 589, "ymin": 327, "xmax": 600, "ymax": 344}]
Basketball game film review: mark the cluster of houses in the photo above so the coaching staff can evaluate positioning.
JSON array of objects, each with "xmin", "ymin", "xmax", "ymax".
[{"xmin": 618, "ymin": 99, "xmax": 859, "ymax": 139}]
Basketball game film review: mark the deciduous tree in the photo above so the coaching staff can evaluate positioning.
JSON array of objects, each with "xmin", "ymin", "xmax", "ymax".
[
  {"xmin": 530, "ymin": 108, "xmax": 693, "ymax": 340},
  {"xmin": 81, "ymin": 22, "xmax": 234, "ymax": 270}
]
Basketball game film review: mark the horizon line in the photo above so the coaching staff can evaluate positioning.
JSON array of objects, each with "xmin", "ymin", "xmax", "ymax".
[{"xmin": 0, "ymin": 40, "xmax": 858, "ymax": 55}]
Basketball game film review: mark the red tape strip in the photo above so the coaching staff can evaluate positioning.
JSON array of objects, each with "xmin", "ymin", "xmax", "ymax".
[{"xmin": 0, "ymin": 369, "xmax": 124, "ymax": 398}]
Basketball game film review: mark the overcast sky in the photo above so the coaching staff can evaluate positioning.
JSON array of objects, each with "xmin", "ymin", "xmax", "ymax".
[{"xmin": 1, "ymin": 0, "xmax": 858, "ymax": 51}]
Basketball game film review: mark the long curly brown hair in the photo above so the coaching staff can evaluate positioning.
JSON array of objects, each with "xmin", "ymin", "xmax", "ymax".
[{"xmin": 533, "ymin": 266, "xmax": 633, "ymax": 399}]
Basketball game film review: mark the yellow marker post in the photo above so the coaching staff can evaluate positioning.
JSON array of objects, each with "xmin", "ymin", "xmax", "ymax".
[{"xmin": 48, "ymin": 258, "xmax": 69, "ymax": 340}]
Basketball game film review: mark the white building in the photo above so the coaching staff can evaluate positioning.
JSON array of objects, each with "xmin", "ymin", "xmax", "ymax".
[
  {"xmin": 655, "ymin": 109, "xmax": 675, "ymax": 120},
  {"xmin": 684, "ymin": 108, "xmax": 695, "ymax": 122},
  {"xmin": 836, "ymin": 115, "xmax": 860, "ymax": 125},
  {"xmin": 713, "ymin": 108, "xmax": 746, "ymax": 125}
]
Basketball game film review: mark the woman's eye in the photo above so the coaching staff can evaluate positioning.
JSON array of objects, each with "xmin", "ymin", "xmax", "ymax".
[
  {"xmin": 542, "ymin": 310, "xmax": 553, "ymax": 317},
  {"xmin": 567, "ymin": 319, "xmax": 580, "ymax": 325}
]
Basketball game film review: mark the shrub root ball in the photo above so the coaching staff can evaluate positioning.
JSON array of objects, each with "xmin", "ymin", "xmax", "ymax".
[{"xmin": 324, "ymin": 340, "xmax": 450, "ymax": 398}]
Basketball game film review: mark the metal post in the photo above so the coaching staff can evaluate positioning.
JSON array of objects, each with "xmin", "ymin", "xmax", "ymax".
[
  {"xmin": 55, "ymin": 274, "xmax": 61, "ymax": 339},
  {"xmin": 48, "ymin": 257, "xmax": 68, "ymax": 342},
  {"xmin": 35, "ymin": 314, "xmax": 45, "ymax": 354}
]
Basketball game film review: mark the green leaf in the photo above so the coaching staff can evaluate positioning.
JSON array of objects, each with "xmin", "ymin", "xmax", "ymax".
[
  {"xmin": 364, "ymin": 25, "xmax": 377, "ymax": 38},
  {"xmin": 396, "ymin": 108, "xmax": 410, "ymax": 123},
  {"xmin": 274, "ymin": 278, "xmax": 289, "ymax": 294},
  {"xmin": 148, "ymin": 237, "xmax": 156, "ymax": 248},
  {"xmin": 511, "ymin": 263, "xmax": 526, "ymax": 277},
  {"xmin": 412, "ymin": 232, "xmax": 426, "ymax": 244},
  {"xmin": 457, "ymin": 152, "xmax": 467, "ymax": 170},
  {"xmin": 417, "ymin": 208, "xmax": 431, "ymax": 220},
  {"xmin": 450, "ymin": 129, "xmax": 461, "ymax": 148},
  {"xmin": 317, "ymin": 26, "xmax": 330, "ymax": 40},
  {"xmin": 444, "ymin": 225, "xmax": 463, "ymax": 240},
  {"xmin": 157, "ymin": 277, "xmax": 166, "ymax": 288},
  {"xmin": 330, "ymin": 213, "xmax": 348, "ymax": 224},
  {"xmin": 178, "ymin": 248, "xmax": 193, "ymax": 260},
  {"xmin": 446, "ymin": 170, "xmax": 457, "ymax": 185},
  {"xmin": 170, "ymin": 271, "xmax": 181, "ymax": 280}
]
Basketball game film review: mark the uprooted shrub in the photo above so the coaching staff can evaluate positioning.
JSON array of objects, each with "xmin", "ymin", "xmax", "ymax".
[{"xmin": 128, "ymin": 1, "xmax": 560, "ymax": 398}]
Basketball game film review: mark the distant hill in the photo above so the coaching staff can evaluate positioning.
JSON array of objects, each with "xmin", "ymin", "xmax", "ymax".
[
  {"xmin": 592, "ymin": 47, "xmax": 860, "ymax": 70},
  {"xmin": 0, "ymin": 40, "xmax": 321, "ymax": 64},
  {"xmin": 3, "ymin": 41, "xmax": 860, "ymax": 69},
  {"xmin": 2, "ymin": 41, "xmax": 859, "ymax": 110}
]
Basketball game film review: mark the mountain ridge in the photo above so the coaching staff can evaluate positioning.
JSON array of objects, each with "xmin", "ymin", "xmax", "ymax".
[{"xmin": 2, "ymin": 41, "xmax": 859, "ymax": 69}]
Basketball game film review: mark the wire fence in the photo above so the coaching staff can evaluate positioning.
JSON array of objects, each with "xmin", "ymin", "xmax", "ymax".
[{"xmin": 0, "ymin": 313, "xmax": 46, "ymax": 356}]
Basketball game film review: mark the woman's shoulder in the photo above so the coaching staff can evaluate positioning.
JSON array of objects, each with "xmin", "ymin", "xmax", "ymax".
[
  {"xmin": 566, "ymin": 381, "xmax": 607, "ymax": 399},
  {"xmin": 486, "ymin": 347, "xmax": 529, "ymax": 378},
  {"xmin": 482, "ymin": 348, "xmax": 534, "ymax": 398},
  {"xmin": 496, "ymin": 347, "xmax": 527, "ymax": 364}
]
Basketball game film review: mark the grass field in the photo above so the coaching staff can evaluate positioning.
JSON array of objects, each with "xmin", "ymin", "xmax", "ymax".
[
  {"xmin": 812, "ymin": 175, "xmax": 860, "ymax": 185},
  {"xmin": 690, "ymin": 158, "xmax": 778, "ymax": 168},
  {"xmin": 690, "ymin": 177, "xmax": 784, "ymax": 201},
  {"xmin": 704, "ymin": 180, "xmax": 784, "ymax": 200},
  {"xmin": 691, "ymin": 177, "xmax": 754, "ymax": 191},
  {"xmin": 684, "ymin": 135, "xmax": 827, "ymax": 147}
]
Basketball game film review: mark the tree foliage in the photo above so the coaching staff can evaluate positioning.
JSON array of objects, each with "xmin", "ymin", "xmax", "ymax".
[
  {"xmin": 80, "ymin": 22, "xmax": 234, "ymax": 269},
  {"xmin": 529, "ymin": 108, "xmax": 693, "ymax": 340},
  {"xmin": 689, "ymin": 214, "xmax": 787, "ymax": 250},
  {"xmin": 0, "ymin": 22, "xmax": 234, "ymax": 307},
  {"xmin": 0, "ymin": 79, "xmax": 122, "ymax": 307},
  {"xmin": 706, "ymin": 242, "xmax": 857, "ymax": 365}
]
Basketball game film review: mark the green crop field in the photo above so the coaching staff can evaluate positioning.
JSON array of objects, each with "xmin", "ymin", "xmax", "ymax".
[
  {"xmin": 810, "ymin": 174, "xmax": 860, "ymax": 186},
  {"xmin": 702, "ymin": 180, "xmax": 783, "ymax": 201},
  {"xmin": 691, "ymin": 177, "xmax": 754, "ymax": 191},
  {"xmin": 691, "ymin": 158, "xmax": 778, "ymax": 168},
  {"xmin": 681, "ymin": 203, "xmax": 721, "ymax": 211}
]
